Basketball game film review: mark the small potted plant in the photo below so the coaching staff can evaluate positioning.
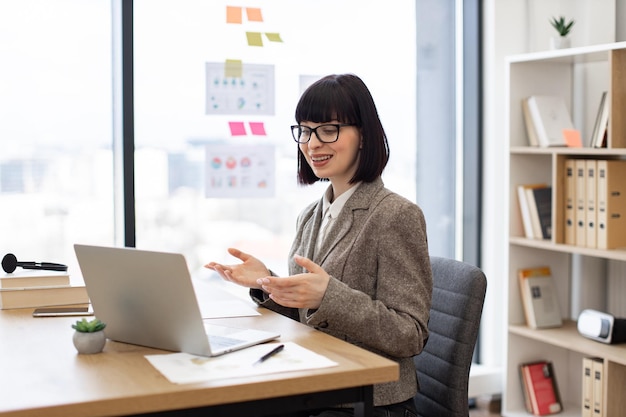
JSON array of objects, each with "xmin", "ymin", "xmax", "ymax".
[
  {"xmin": 550, "ymin": 16, "xmax": 575, "ymax": 49},
  {"xmin": 72, "ymin": 318, "xmax": 107, "ymax": 354}
]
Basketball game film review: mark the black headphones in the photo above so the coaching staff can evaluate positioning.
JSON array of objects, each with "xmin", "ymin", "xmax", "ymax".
[{"xmin": 1, "ymin": 253, "xmax": 68, "ymax": 273}]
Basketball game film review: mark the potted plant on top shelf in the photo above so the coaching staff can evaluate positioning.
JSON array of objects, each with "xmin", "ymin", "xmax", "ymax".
[
  {"xmin": 550, "ymin": 16, "xmax": 575, "ymax": 49},
  {"xmin": 72, "ymin": 317, "xmax": 107, "ymax": 354}
]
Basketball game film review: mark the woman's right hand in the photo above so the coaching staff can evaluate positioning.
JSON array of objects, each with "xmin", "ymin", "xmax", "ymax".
[{"xmin": 204, "ymin": 248, "xmax": 270, "ymax": 289}]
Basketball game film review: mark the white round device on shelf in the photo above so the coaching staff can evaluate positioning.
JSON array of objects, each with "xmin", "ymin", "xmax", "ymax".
[{"xmin": 577, "ymin": 309, "xmax": 626, "ymax": 344}]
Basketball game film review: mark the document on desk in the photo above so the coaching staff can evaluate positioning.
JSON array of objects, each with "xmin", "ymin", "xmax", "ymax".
[
  {"xmin": 145, "ymin": 342, "xmax": 338, "ymax": 384},
  {"xmin": 199, "ymin": 297, "xmax": 260, "ymax": 319}
]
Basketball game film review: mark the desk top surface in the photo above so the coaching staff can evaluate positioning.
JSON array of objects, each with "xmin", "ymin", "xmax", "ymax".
[{"xmin": 0, "ymin": 299, "xmax": 398, "ymax": 417}]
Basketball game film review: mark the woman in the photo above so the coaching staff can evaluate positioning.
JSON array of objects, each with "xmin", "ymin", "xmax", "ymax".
[{"xmin": 206, "ymin": 74, "xmax": 432, "ymax": 417}]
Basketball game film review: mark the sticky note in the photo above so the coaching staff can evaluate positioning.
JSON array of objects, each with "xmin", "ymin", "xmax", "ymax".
[
  {"xmin": 229, "ymin": 121, "xmax": 247, "ymax": 136},
  {"xmin": 563, "ymin": 129, "xmax": 582, "ymax": 147},
  {"xmin": 249, "ymin": 122, "xmax": 266, "ymax": 136},
  {"xmin": 246, "ymin": 32, "xmax": 263, "ymax": 47},
  {"xmin": 246, "ymin": 7, "xmax": 263, "ymax": 22},
  {"xmin": 265, "ymin": 33, "xmax": 283, "ymax": 43},
  {"xmin": 224, "ymin": 59, "xmax": 243, "ymax": 78},
  {"xmin": 226, "ymin": 6, "xmax": 242, "ymax": 24}
]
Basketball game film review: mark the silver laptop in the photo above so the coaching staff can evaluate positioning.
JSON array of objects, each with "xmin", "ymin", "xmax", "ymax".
[{"xmin": 73, "ymin": 244, "xmax": 280, "ymax": 357}]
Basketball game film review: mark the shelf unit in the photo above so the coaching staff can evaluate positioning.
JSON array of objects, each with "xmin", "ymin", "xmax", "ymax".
[{"xmin": 504, "ymin": 42, "xmax": 626, "ymax": 417}]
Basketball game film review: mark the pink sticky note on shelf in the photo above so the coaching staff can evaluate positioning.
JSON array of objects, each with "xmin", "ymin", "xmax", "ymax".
[
  {"xmin": 563, "ymin": 129, "xmax": 582, "ymax": 147},
  {"xmin": 229, "ymin": 121, "xmax": 247, "ymax": 136},
  {"xmin": 249, "ymin": 122, "xmax": 266, "ymax": 136}
]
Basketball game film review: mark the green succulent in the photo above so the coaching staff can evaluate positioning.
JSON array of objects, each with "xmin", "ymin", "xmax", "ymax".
[
  {"xmin": 550, "ymin": 16, "xmax": 575, "ymax": 37},
  {"xmin": 72, "ymin": 318, "xmax": 106, "ymax": 333}
]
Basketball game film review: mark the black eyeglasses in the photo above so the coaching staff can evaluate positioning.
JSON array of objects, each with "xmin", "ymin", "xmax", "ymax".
[{"xmin": 290, "ymin": 123, "xmax": 355, "ymax": 144}]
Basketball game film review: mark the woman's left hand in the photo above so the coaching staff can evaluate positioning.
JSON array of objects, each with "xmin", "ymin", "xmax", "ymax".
[{"xmin": 257, "ymin": 255, "xmax": 330, "ymax": 309}]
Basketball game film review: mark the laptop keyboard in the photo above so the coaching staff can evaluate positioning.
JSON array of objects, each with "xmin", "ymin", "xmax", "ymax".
[{"xmin": 208, "ymin": 334, "xmax": 244, "ymax": 349}]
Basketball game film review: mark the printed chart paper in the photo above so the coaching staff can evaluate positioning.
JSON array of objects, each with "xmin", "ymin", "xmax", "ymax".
[
  {"xmin": 205, "ymin": 144, "xmax": 274, "ymax": 198},
  {"xmin": 145, "ymin": 342, "xmax": 338, "ymax": 384},
  {"xmin": 206, "ymin": 62, "xmax": 275, "ymax": 115}
]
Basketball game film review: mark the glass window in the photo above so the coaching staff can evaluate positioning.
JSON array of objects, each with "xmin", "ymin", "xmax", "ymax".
[
  {"xmin": 0, "ymin": 1, "xmax": 114, "ymax": 271},
  {"xmin": 133, "ymin": 0, "xmax": 418, "ymax": 274}
]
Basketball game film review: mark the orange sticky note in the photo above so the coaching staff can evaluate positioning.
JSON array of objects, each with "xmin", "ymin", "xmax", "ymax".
[
  {"xmin": 229, "ymin": 121, "xmax": 247, "ymax": 136},
  {"xmin": 563, "ymin": 129, "xmax": 582, "ymax": 147},
  {"xmin": 246, "ymin": 7, "xmax": 263, "ymax": 22},
  {"xmin": 249, "ymin": 122, "xmax": 266, "ymax": 136},
  {"xmin": 246, "ymin": 32, "xmax": 263, "ymax": 47},
  {"xmin": 226, "ymin": 6, "xmax": 242, "ymax": 24}
]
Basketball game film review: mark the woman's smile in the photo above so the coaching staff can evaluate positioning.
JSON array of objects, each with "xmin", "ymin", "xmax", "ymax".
[{"xmin": 310, "ymin": 154, "xmax": 333, "ymax": 165}]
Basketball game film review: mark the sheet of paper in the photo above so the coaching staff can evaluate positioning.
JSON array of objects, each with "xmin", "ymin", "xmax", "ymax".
[
  {"xmin": 204, "ymin": 144, "xmax": 275, "ymax": 198},
  {"xmin": 192, "ymin": 278, "xmax": 260, "ymax": 318},
  {"xmin": 199, "ymin": 299, "xmax": 260, "ymax": 318},
  {"xmin": 145, "ymin": 342, "xmax": 338, "ymax": 384}
]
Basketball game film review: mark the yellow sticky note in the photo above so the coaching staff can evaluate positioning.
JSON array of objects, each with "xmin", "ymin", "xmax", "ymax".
[
  {"xmin": 246, "ymin": 7, "xmax": 263, "ymax": 22},
  {"xmin": 246, "ymin": 32, "xmax": 263, "ymax": 47},
  {"xmin": 224, "ymin": 59, "xmax": 243, "ymax": 78},
  {"xmin": 563, "ymin": 128, "xmax": 582, "ymax": 147},
  {"xmin": 226, "ymin": 6, "xmax": 242, "ymax": 24},
  {"xmin": 265, "ymin": 32, "xmax": 283, "ymax": 43}
]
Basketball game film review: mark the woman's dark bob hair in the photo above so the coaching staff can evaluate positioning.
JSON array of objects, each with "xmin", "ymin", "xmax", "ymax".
[{"xmin": 295, "ymin": 74, "xmax": 390, "ymax": 185}]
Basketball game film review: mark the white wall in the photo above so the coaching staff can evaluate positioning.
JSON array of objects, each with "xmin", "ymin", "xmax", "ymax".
[{"xmin": 480, "ymin": 0, "xmax": 616, "ymax": 374}]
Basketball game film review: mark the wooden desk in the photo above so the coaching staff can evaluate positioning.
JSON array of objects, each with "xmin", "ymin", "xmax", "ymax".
[{"xmin": 0, "ymin": 306, "xmax": 398, "ymax": 417}]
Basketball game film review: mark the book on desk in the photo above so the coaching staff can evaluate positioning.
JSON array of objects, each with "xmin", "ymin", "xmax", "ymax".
[
  {"xmin": 0, "ymin": 270, "xmax": 88, "ymax": 309},
  {"xmin": 1, "ymin": 269, "xmax": 70, "ymax": 288}
]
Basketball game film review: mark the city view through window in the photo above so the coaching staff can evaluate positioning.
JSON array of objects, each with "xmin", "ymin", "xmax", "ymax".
[{"xmin": 1, "ymin": 1, "xmax": 417, "ymax": 278}]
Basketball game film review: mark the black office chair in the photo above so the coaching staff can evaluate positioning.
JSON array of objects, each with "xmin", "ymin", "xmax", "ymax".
[{"xmin": 413, "ymin": 256, "xmax": 487, "ymax": 417}]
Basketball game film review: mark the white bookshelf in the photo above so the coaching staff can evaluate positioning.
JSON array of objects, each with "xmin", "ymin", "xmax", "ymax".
[{"xmin": 503, "ymin": 42, "xmax": 626, "ymax": 417}]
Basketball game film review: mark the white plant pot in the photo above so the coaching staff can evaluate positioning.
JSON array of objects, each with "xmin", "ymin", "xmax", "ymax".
[
  {"xmin": 73, "ymin": 330, "xmax": 106, "ymax": 354},
  {"xmin": 550, "ymin": 36, "xmax": 570, "ymax": 50}
]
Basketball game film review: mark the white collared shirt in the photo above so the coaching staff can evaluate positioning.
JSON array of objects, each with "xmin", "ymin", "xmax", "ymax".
[{"xmin": 315, "ymin": 183, "xmax": 361, "ymax": 254}]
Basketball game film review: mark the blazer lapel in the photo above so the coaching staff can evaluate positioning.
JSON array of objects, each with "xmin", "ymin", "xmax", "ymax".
[
  {"xmin": 303, "ymin": 199, "xmax": 324, "ymax": 262},
  {"xmin": 315, "ymin": 179, "xmax": 384, "ymax": 264}
]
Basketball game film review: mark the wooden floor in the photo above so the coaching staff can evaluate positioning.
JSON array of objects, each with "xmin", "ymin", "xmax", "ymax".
[
  {"xmin": 469, "ymin": 395, "xmax": 502, "ymax": 417},
  {"xmin": 470, "ymin": 408, "xmax": 500, "ymax": 417}
]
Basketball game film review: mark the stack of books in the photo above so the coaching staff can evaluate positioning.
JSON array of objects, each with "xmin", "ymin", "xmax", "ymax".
[
  {"xmin": 0, "ymin": 269, "xmax": 89, "ymax": 310},
  {"xmin": 517, "ymin": 183, "xmax": 552, "ymax": 240}
]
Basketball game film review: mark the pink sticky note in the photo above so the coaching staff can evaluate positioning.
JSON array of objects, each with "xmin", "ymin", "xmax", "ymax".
[
  {"xmin": 249, "ymin": 122, "xmax": 266, "ymax": 135},
  {"xmin": 229, "ymin": 121, "xmax": 247, "ymax": 136},
  {"xmin": 563, "ymin": 128, "xmax": 582, "ymax": 147}
]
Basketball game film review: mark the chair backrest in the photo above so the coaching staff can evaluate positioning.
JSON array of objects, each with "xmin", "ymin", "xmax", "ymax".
[{"xmin": 413, "ymin": 256, "xmax": 487, "ymax": 417}]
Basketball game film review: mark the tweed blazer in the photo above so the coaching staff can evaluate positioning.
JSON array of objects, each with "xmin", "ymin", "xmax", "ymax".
[{"xmin": 251, "ymin": 177, "xmax": 432, "ymax": 406}]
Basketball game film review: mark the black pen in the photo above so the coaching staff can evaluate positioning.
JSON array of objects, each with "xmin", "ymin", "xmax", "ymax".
[{"xmin": 253, "ymin": 344, "xmax": 284, "ymax": 365}]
